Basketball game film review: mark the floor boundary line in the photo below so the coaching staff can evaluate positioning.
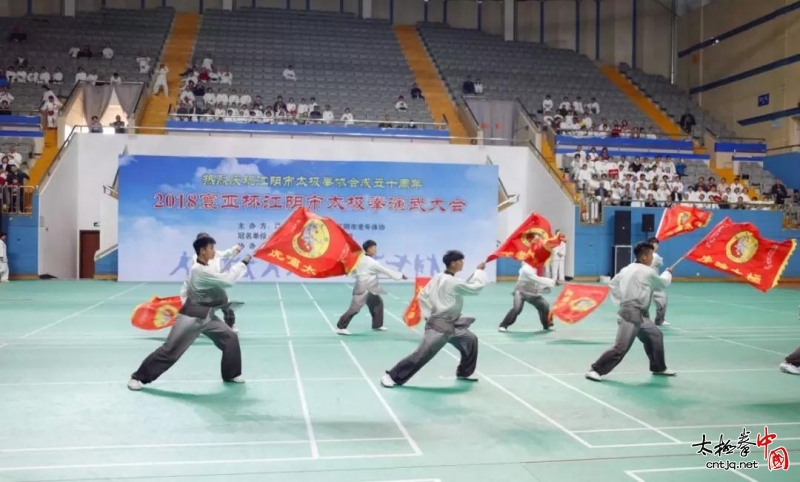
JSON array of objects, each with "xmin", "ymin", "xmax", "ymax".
[
  {"xmin": 20, "ymin": 283, "xmax": 147, "ymax": 339},
  {"xmin": 574, "ymin": 421, "xmax": 800, "ymax": 433},
  {"xmin": 669, "ymin": 326, "xmax": 786, "ymax": 356},
  {"xmin": 276, "ymin": 282, "xmax": 291, "ymax": 337},
  {"xmin": 625, "ymin": 466, "xmax": 759, "ymax": 482},
  {"xmin": 301, "ymin": 283, "xmax": 423, "ymax": 456},
  {"xmin": 287, "ymin": 340, "xmax": 319, "ymax": 459}
]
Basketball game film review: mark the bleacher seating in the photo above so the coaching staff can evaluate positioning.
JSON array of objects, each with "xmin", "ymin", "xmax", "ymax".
[
  {"xmin": 192, "ymin": 9, "xmax": 433, "ymax": 124},
  {"xmin": 618, "ymin": 63, "xmax": 736, "ymax": 139},
  {"xmin": 417, "ymin": 24, "xmax": 655, "ymax": 130},
  {"xmin": 0, "ymin": 8, "xmax": 173, "ymax": 110}
]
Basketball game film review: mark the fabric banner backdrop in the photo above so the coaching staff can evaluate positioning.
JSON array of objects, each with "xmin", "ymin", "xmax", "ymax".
[{"xmin": 117, "ymin": 156, "xmax": 498, "ymax": 282}]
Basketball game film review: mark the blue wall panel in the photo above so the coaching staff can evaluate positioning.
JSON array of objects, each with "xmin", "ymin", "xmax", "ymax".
[
  {"xmin": 4, "ymin": 194, "xmax": 39, "ymax": 276},
  {"xmin": 165, "ymin": 121, "xmax": 450, "ymax": 140},
  {"xmin": 555, "ymin": 136, "xmax": 694, "ymax": 151},
  {"xmin": 574, "ymin": 206, "xmax": 800, "ymax": 278},
  {"xmin": 95, "ymin": 248, "xmax": 118, "ymax": 276},
  {"xmin": 763, "ymin": 153, "xmax": 800, "ymax": 190}
]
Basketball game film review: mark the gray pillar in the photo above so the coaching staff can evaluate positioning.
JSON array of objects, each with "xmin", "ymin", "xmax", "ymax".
[
  {"xmin": 223, "ymin": 0, "xmax": 233, "ymax": 10},
  {"xmin": 362, "ymin": 0, "xmax": 372, "ymax": 19},
  {"xmin": 504, "ymin": 0, "xmax": 515, "ymax": 41},
  {"xmin": 63, "ymin": 0, "xmax": 76, "ymax": 17}
]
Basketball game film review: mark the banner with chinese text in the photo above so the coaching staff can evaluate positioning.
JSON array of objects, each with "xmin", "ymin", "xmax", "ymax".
[{"xmin": 118, "ymin": 156, "xmax": 498, "ymax": 282}]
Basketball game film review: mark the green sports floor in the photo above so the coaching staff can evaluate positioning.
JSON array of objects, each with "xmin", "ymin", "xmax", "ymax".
[{"xmin": 1, "ymin": 280, "xmax": 799, "ymax": 482}]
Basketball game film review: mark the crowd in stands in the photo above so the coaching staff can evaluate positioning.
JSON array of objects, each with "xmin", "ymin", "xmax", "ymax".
[
  {"xmin": 538, "ymin": 94, "xmax": 662, "ymax": 139},
  {"xmin": 0, "ymin": 144, "xmax": 30, "ymax": 213},
  {"xmin": 169, "ymin": 58, "xmax": 427, "ymax": 128}
]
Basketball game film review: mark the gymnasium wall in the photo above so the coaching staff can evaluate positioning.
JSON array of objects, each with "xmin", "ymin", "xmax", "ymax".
[
  {"xmin": 763, "ymin": 152, "xmax": 800, "ymax": 190},
  {"xmin": 3, "ymin": 0, "xmax": 674, "ymax": 79},
  {"xmin": 677, "ymin": 0, "xmax": 800, "ymax": 147},
  {"xmin": 26, "ymin": 133, "xmax": 574, "ymax": 279},
  {"xmin": 573, "ymin": 206, "xmax": 800, "ymax": 278}
]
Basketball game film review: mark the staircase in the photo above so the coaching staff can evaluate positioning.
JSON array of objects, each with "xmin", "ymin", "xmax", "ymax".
[
  {"xmin": 26, "ymin": 129, "xmax": 58, "ymax": 186},
  {"xmin": 139, "ymin": 12, "xmax": 201, "ymax": 134},
  {"xmin": 393, "ymin": 26, "xmax": 469, "ymax": 144}
]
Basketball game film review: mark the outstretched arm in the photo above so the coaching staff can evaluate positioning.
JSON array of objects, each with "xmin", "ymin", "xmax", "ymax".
[
  {"xmin": 193, "ymin": 262, "xmax": 248, "ymax": 289},
  {"xmin": 454, "ymin": 269, "xmax": 487, "ymax": 296}
]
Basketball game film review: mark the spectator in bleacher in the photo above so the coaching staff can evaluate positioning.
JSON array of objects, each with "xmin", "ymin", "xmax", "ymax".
[
  {"xmin": 109, "ymin": 72, "xmax": 122, "ymax": 85},
  {"xmin": 202, "ymin": 54, "xmax": 213, "ymax": 71},
  {"xmin": 285, "ymin": 97, "xmax": 296, "ymax": 116},
  {"xmin": 0, "ymin": 73, "xmax": 7, "ymax": 90},
  {"xmin": 111, "ymin": 115, "xmax": 126, "ymax": 133},
  {"xmin": 137, "ymin": 52, "xmax": 151, "ymax": 74},
  {"xmin": 7, "ymin": 164, "xmax": 28, "ymax": 185},
  {"xmin": 321, "ymin": 105, "xmax": 334, "ymax": 124},
  {"xmin": 309, "ymin": 97, "xmax": 319, "ymax": 110},
  {"xmin": 679, "ymin": 108, "xmax": 696, "ymax": 135},
  {"xmin": 580, "ymin": 113, "xmax": 593, "ymax": 130},
  {"xmin": 411, "ymin": 83, "xmax": 423, "ymax": 100},
  {"xmin": 8, "ymin": 25, "xmax": 26, "ymax": 43},
  {"xmin": 228, "ymin": 89, "xmax": 240, "ymax": 107},
  {"xmin": 203, "ymin": 87, "xmax": 216, "ymax": 107},
  {"xmin": 5, "ymin": 146, "xmax": 21, "ymax": 167},
  {"xmin": 559, "ymin": 97, "xmax": 571, "ymax": 113},
  {"xmin": 771, "ymin": 179, "xmax": 788, "ymax": 204},
  {"xmin": 1, "ymin": 156, "xmax": 12, "ymax": 172},
  {"xmin": 309, "ymin": 106, "xmax": 323, "ymax": 122},
  {"xmin": 220, "ymin": 68, "xmax": 233, "ymax": 85},
  {"xmin": 37, "ymin": 67, "xmax": 50, "ymax": 85},
  {"xmin": 297, "ymin": 99, "xmax": 309, "ymax": 117},
  {"xmin": 192, "ymin": 81, "xmax": 206, "ymax": 100},
  {"xmin": 0, "ymin": 101, "xmax": 10, "ymax": 115},
  {"xmin": 86, "ymin": 69, "xmax": 98, "ymax": 85},
  {"xmin": 283, "ymin": 65, "xmax": 297, "ymax": 81},
  {"xmin": 0, "ymin": 87, "xmax": 14, "ymax": 106},
  {"xmin": 41, "ymin": 95, "xmax": 61, "ymax": 129},
  {"xmin": 89, "ymin": 116, "xmax": 103, "ymax": 133},
  {"xmin": 179, "ymin": 85, "xmax": 195, "ymax": 104},
  {"xmin": 542, "ymin": 95, "xmax": 553, "ymax": 113},
  {"xmin": 395, "ymin": 96, "xmax": 408, "ymax": 112},
  {"xmin": 4, "ymin": 66, "xmax": 14, "ymax": 84},
  {"xmin": 573, "ymin": 97, "xmax": 584, "ymax": 115},
  {"xmin": 215, "ymin": 89, "xmax": 228, "ymax": 106},
  {"xmin": 587, "ymin": 97, "xmax": 600, "ymax": 114},
  {"xmin": 52, "ymin": 67, "xmax": 64, "ymax": 85},
  {"xmin": 240, "ymin": 90, "xmax": 252, "ymax": 107},
  {"xmin": 341, "ymin": 108, "xmax": 354, "ymax": 126},
  {"xmin": 153, "ymin": 64, "xmax": 169, "ymax": 96},
  {"xmin": 14, "ymin": 65, "xmax": 26, "ymax": 84},
  {"xmin": 69, "ymin": 46, "xmax": 80, "ymax": 58},
  {"xmin": 77, "ymin": 45, "xmax": 93, "ymax": 59},
  {"xmin": 74, "ymin": 67, "xmax": 87, "ymax": 84},
  {"xmin": 102, "ymin": 44, "xmax": 115, "ymax": 60},
  {"xmin": 379, "ymin": 115, "xmax": 393, "ymax": 128},
  {"xmin": 24, "ymin": 67, "xmax": 36, "ymax": 84},
  {"xmin": 16, "ymin": 56, "xmax": 27, "ymax": 68},
  {"xmin": 474, "ymin": 78, "xmax": 484, "ymax": 94},
  {"xmin": 274, "ymin": 96, "xmax": 286, "ymax": 112},
  {"xmin": 462, "ymin": 76, "xmax": 475, "ymax": 95}
]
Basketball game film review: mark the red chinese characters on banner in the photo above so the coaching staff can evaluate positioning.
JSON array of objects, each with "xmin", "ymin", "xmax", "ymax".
[
  {"xmin": 403, "ymin": 277, "xmax": 432, "ymax": 327},
  {"xmin": 253, "ymin": 207, "xmax": 363, "ymax": 278},
  {"xmin": 684, "ymin": 217, "xmax": 797, "ymax": 292},
  {"xmin": 152, "ymin": 193, "xmax": 468, "ymax": 213},
  {"xmin": 655, "ymin": 205, "xmax": 712, "ymax": 241},
  {"xmin": 756, "ymin": 426, "xmax": 790, "ymax": 471},
  {"xmin": 548, "ymin": 283, "xmax": 610, "ymax": 324},
  {"xmin": 486, "ymin": 213, "xmax": 563, "ymax": 269},
  {"xmin": 131, "ymin": 296, "xmax": 182, "ymax": 331}
]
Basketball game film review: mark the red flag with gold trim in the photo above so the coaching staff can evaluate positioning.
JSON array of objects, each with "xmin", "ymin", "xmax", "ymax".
[
  {"xmin": 487, "ymin": 213, "xmax": 564, "ymax": 269},
  {"xmin": 656, "ymin": 205, "xmax": 712, "ymax": 241},
  {"xmin": 131, "ymin": 296, "xmax": 182, "ymax": 331},
  {"xmin": 253, "ymin": 207, "xmax": 363, "ymax": 278},
  {"xmin": 403, "ymin": 277, "xmax": 432, "ymax": 327},
  {"xmin": 685, "ymin": 217, "xmax": 797, "ymax": 292},
  {"xmin": 549, "ymin": 283, "xmax": 610, "ymax": 324}
]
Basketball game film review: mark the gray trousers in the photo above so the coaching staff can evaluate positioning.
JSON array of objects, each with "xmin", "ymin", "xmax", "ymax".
[
  {"xmin": 786, "ymin": 346, "xmax": 800, "ymax": 366},
  {"xmin": 131, "ymin": 313, "xmax": 242, "ymax": 384},
  {"xmin": 591, "ymin": 307, "xmax": 667, "ymax": 376},
  {"xmin": 337, "ymin": 292, "xmax": 384, "ymax": 329},
  {"xmin": 387, "ymin": 318, "xmax": 478, "ymax": 385},
  {"xmin": 652, "ymin": 290, "xmax": 668, "ymax": 325},
  {"xmin": 500, "ymin": 291, "xmax": 551, "ymax": 329}
]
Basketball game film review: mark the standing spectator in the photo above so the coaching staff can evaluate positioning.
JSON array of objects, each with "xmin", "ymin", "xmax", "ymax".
[
  {"xmin": 89, "ymin": 116, "xmax": 103, "ymax": 133},
  {"xmin": 153, "ymin": 63, "xmax": 169, "ymax": 95},
  {"xmin": 0, "ymin": 232, "xmax": 7, "ymax": 283},
  {"xmin": 109, "ymin": 72, "xmax": 122, "ymax": 84},
  {"xmin": 111, "ymin": 115, "xmax": 126, "ymax": 133},
  {"xmin": 679, "ymin": 108, "xmax": 696, "ymax": 135},
  {"xmin": 474, "ymin": 78, "xmax": 484, "ymax": 94},
  {"xmin": 462, "ymin": 76, "xmax": 475, "ymax": 95},
  {"xmin": 771, "ymin": 179, "xmax": 788, "ymax": 204}
]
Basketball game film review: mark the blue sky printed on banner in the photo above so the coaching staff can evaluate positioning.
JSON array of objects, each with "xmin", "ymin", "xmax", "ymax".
[{"xmin": 118, "ymin": 156, "xmax": 498, "ymax": 282}]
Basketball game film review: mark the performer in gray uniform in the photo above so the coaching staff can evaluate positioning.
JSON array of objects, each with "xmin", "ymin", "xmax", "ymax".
[
  {"xmin": 499, "ymin": 262, "xmax": 559, "ymax": 332},
  {"xmin": 586, "ymin": 241, "xmax": 676, "ymax": 382},
  {"xmin": 381, "ymin": 250, "xmax": 486, "ymax": 388},
  {"xmin": 648, "ymin": 237, "xmax": 669, "ymax": 326},
  {"xmin": 780, "ymin": 347, "xmax": 800, "ymax": 375},
  {"xmin": 336, "ymin": 240, "xmax": 406, "ymax": 335},
  {"xmin": 127, "ymin": 235, "xmax": 248, "ymax": 391}
]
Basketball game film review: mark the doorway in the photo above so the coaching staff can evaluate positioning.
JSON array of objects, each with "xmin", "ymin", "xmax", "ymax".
[{"xmin": 79, "ymin": 230, "xmax": 100, "ymax": 279}]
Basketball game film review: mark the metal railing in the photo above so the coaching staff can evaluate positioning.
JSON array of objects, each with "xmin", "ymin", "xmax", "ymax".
[
  {"xmin": 716, "ymin": 136, "xmax": 767, "ymax": 144},
  {"xmin": 555, "ymin": 128, "xmax": 692, "ymax": 141},
  {"xmin": 166, "ymin": 111, "xmax": 447, "ymax": 129},
  {"xmin": 2, "ymin": 185, "xmax": 36, "ymax": 215},
  {"xmin": 39, "ymin": 125, "xmax": 77, "ymax": 189},
  {"xmin": 766, "ymin": 144, "xmax": 800, "ymax": 155},
  {"xmin": 514, "ymin": 138, "xmax": 578, "ymax": 204},
  {"xmin": 103, "ymin": 185, "xmax": 118, "ymax": 198}
]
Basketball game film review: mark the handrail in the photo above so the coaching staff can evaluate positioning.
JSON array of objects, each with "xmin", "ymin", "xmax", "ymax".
[
  {"xmin": 103, "ymin": 185, "xmax": 118, "ymax": 196},
  {"xmin": 0, "ymin": 109, "xmax": 41, "ymax": 117},
  {"xmin": 517, "ymin": 138, "xmax": 577, "ymax": 204},
  {"xmin": 94, "ymin": 243, "xmax": 118, "ymax": 262},
  {"xmin": 130, "ymin": 82, "xmax": 147, "ymax": 116},
  {"xmin": 166, "ymin": 112, "xmax": 447, "ymax": 129},
  {"xmin": 128, "ymin": 124, "xmax": 480, "ymax": 140},
  {"xmin": 460, "ymin": 94, "xmax": 480, "ymax": 128},
  {"xmin": 556, "ymin": 128, "xmax": 691, "ymax": 141},
  {"xmin": 766, "ymin": 144, "xmax": 800, "ymax": 154},
  {"xmin": 715, "ymin": 136, "xmax": 767, "ymax": 143},
  {"xmin": 580, "ymin": 196, "xmax": 778, "ymax": 210},
  {"xmin": 38, "ymin": 125, "xmax": 77, "ymax": 190}
]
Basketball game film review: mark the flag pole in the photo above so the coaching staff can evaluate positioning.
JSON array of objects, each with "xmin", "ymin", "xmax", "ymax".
[{"xmin": 667, "ymin": 217, "xmax": 729, "ymax": 271}]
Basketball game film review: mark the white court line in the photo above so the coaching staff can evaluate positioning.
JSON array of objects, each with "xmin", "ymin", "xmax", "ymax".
[
  {"xmin": 20, "ymin": 283, "xmax": 147, "ymax": 339},
  {"xmin": 0, "ymin": 452, "xmax": 420, "ymax": 473},
  {"xmin": 574, "ymin": 421, "xmax": 800, "ymax": 434},
  {"xmin": 626, "ymin": 467, "xmax": 759, "ymax": 482},
  {"xmin": 276, "ymin": 283, "xmax": 291, "ymax": 337},
  {"xmin": 672, "ymin": 293, "xmax": 795, "ymax": 316},
  {"xmin": 0, "ymin": 437, "xmax": 406, "ymax": 454},
  {"xmin": 592, "ymin": 436, "xmax": 800, "ymax": 449},
  {"xmin": 0, "ymin": 377, "xmax": 364, "ymax": 387},
  {"xmin": 366, "ymin": 479, "xmax": 441, "ymax": 482},
  {"xmin": 287, "ymin": 340, "xmax": 319, "ymax": 459},
  {"xmin": 301, "ymin": 283, "xmax": 423, "ymax": 457},
  {"xmin": 669, "ymin": 326, "xmax": 786, "ymax": 357}
]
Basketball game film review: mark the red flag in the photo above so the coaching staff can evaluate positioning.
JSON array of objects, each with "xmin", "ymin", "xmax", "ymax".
[
  {"xmin": 685, "ymin": 217, "xmax": 797, "ymax": 292},
  {"xmin": 656, "ymin": 205, "xmax": 712, "ymax": 241},
  {"xmin": 131, "ymin": 296, "xmax": 182, "ymax": 330},
  {"xmin": 549, "ymin": 283, "xmax": 610, "ymax": 324},
  {"xmin": 403, "ymin": 277, "xmax": 431, "ymax": 327},
  {"xmin": 487, "ymin": 213, "xmax": 563, "ymax": 269},
  {"xmin": 253, "ymin": 207, "xmax": 363, "ymax": 278}
]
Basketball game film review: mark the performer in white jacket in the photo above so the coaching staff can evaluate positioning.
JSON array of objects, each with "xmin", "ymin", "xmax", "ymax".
[
  {"xmin": 0, "ymin": 232, "xmax": 8, "ymax": 282},
  {"xmin": 550, "ymin": 230, "xmax": 566, "ymax": 282},
  {"xmin": 499, "ymin": 262, "xmax": 558, "ymax": 332}
]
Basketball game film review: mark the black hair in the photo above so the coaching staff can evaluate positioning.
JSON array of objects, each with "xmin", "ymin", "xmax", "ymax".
[
  {"xmin": 442, "ymin": 250, "xmax": 465, "ymax": 268},
  {"xmin": 633, "ymin": 242, "xmax": 654, "ymax": 261},
  {"xmin": 646, "ymin": 236, "xmax": 659, "ymax": 245},
  {"xmin": 362, "ymin": 239, "xmax": 377, "ymax": 251},
  {"xmin": 0, "ymin": 232, "xmax": 5, "ymax": 238},
  {"xmin": 196, "ymin": 232, "xmax": 211, "ymax": 239},
  {"xmin": 193, "ymin": 235, "xmax": 216, "ymax": 255}
]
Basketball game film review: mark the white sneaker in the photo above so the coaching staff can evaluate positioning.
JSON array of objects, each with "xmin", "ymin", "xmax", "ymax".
[
  {"xmin": 653, "ymin": 369, "xmax": 677, "ymax": 376},
  {"xmin": 227, "ymin": 376, "xmax": 245, "ymax": 383},
  {"xmin": 585, "ymin": 370, "xmax": 602, "ymax": 382},
  {"xmin": 336, "ymin": 328, "xmax": 351, "ymax": 336},
  {"xmin": 380, "ymin": 373, "xmax": 396, "ymax": 388},
  {"xmin": 780, "ymin": 362, "xmax": 800, "ymax": 375},
  {"xmin": 232, "ymin": 326, "xmax": 239, "ymax": 333},
  {"xmin": 659, "ymin": 321, "xmax": 670, "ymax": 326},
  {"xmin": 498, "ymin": 327, "xmax": 507, "ymax": 332},
  {"xmin": 373, "ymin": 327, "xmax": 388, "ymax": 331},
  {"xmin": 127, "ymin": 379, "xmax": 143, "ymax": 391}
]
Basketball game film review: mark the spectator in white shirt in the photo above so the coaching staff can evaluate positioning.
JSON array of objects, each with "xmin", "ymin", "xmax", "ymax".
[
  {"xmin": 74, "ymin": 67, "xmax": 87, "ymax": 84},
  {"xmin": 4, "ymin": 146, "xmax": 22, "ymax": 166},
  {"xmin": 38, "ymin": 67, "xmax": 50, "ymax": 85},
  {"xmin": 215, "ymin": 90, "xmax": 228, "ymax": 106},
  {"xmin": 474, "ymin": 78, "xmax": 484, "ymax": 94},
  {"xmin": 15, "ymin": 66, "xmax": 26, "ymax": 83},
  {"xmin": 179, "ymin": 86, "xmax": 195, "ymax": 104},
  {"xmin": 341, "ymin": 107, "xmax": 354, "ymax": 126},
  {"xmin": 0, "ymin": 88, "xmax": 14, "ymax": 106},
  {"xmin": 41, "ymin": 94, "xmax": 62, "ymax": 129},
  {"xmin": 559, "ymin": 97, "xmax": 571, "ymax": 112},
  {"xmin": 573, "ymin": 97, "xmax": 584, "ymax": 115},
  {"xmin": 102, "ymin": 44, "xmax": 114, "ymax": 60},
  {"xmin": 395, "ymin": 95, "xmax": 408, "ymax": 112},
  {"xmin": 645, "ymin": 126, "xmax": 658, "ymax": 139},
  {"xmin": 228, "ymin": 89, "xmax": 240, "ymax": 107},
  {"xmin": 581, "ymin": 113, "xmax": 593, "ymax": 130},
  {"xmin": 203, "ymin": 87, "xmax": 216, "ymax": 107},
  {"xmin": 5, "ymin": 66, "xmax": 15, "ymax": 83},
  {"xmin": 202, "ymin": 55, "xmax": 213, "ymax": 71},
  {"xmin": 153, "ymin": 63, "xmax": 169, "ymax": 95},
  {"xmin": 52, "ymin": 67, "xmax": 64, "ymax": 84},
  {"xmin": 322, "ymin": 105, "xmax": 334, "ymax": 124},
  {"xmin": 137, "ymin": 53, "xmax": 151, "ymax": 74},
  {"xmin": 286, "ymin": 97, "xmax": 296, "ymax": 116},
  {"xmin": 214, "ymin": 103, "xmax": 226, "ymax": 119},
  {"xmin": 69, "ymin": 46, "xmax": 80, "ymax": 58},
  {"xmin": 587, "ymin": 97, "xmax": 600, "ymax": 114},
  {"xmin": 283, "ymin": 64, "xmax": 296, "ymax": 81},
  {"xmin": 542, "ymin": 95, "xmax": 554, "ymax": 113},
  {"xmin": 297, "ymin": 99, "xmax": 309, "ymax": 116},
  {"xmin": 25, "ymin": 67, "xmax": 37, "ymax": 83},
  {"xmin": 240, "ymin": 90, "xmax": 252, "ymax": 107},
  {"xmin": 220, "ymin": 68, "xmax": 232, "ymax": 85},
  {"xmin": 109, "ymin": 72, "xmax": 122, "ymax": 84},
  {"xmin": 41, "ymin": 85, "xmax": 56, "ymax": 103},
  {"xmin": 86, "ymin": 69, "xmax": 99, "ymax": 85}
]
